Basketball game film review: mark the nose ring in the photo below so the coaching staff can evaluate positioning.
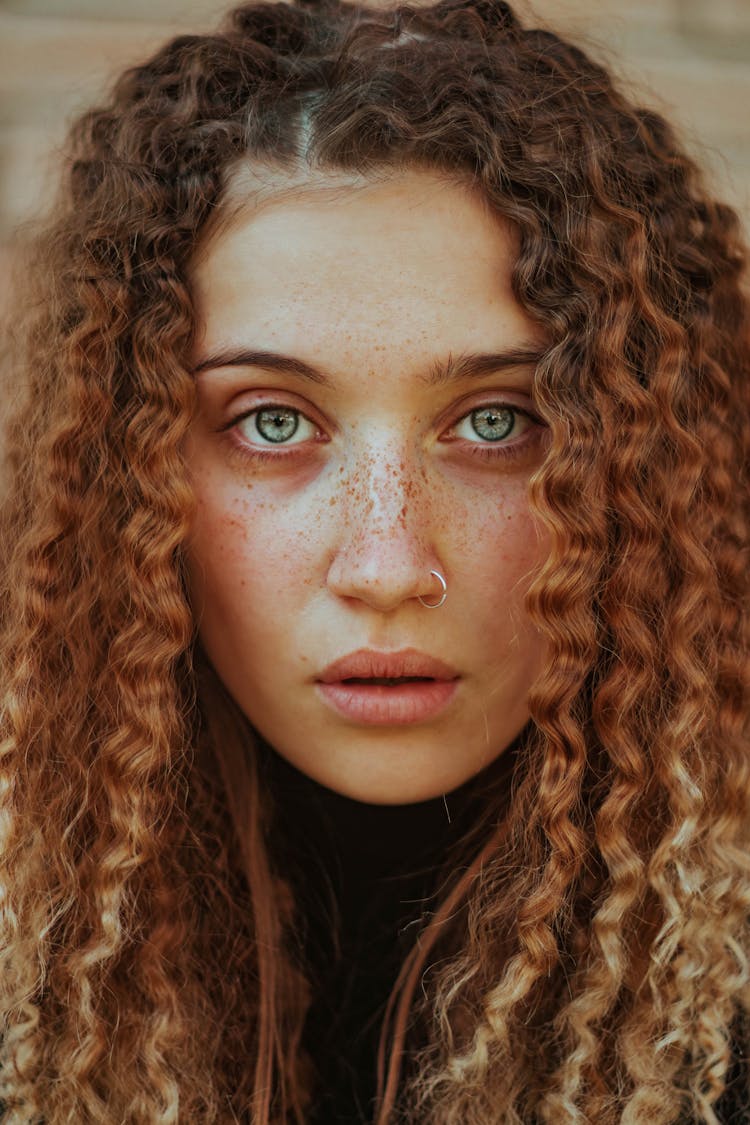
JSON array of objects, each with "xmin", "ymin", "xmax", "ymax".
[{"xmin": 418, "ymin": 570, "xmax": 447, "ymax": 609}]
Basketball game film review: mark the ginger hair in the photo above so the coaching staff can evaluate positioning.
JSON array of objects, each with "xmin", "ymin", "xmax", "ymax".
[{"xmin": 1, "ymin": 0, "xmax": 748, "ymax": 1121}]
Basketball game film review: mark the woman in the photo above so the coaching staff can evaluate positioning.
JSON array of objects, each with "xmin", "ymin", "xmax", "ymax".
[{"xmin": 0, "ymin": 0, "xmax": 748, "ymax": 1121}]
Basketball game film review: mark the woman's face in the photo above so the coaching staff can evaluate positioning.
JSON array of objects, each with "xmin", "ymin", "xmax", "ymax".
[{"xmin": 185, "ymin": 169, "xmax": 550, "ymax": 804}]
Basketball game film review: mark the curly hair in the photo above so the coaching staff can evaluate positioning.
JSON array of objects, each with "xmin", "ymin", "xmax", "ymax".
[{"xmin": 1, "ymin": 0, "xmax": 748, "ymax": 1121}]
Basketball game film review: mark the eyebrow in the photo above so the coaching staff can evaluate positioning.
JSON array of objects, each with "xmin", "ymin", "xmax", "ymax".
[{"xmin": 192, "ymin": 345, "xmax": 545, "ymax": 386}]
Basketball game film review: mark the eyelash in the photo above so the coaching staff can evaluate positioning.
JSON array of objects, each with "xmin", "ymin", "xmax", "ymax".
[{"xmin": 221, "ymin": 402, "xmax": 543, "ymax": 468}]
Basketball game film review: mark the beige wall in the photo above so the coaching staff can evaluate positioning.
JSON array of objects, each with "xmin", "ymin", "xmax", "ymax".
[{"xmin": 1, "ymin": 0, "xmax": 748, "ymax": 301}]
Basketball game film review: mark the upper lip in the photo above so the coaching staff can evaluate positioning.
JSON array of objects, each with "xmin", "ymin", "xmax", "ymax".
[{"xmin": 317, "ymin": 648, "xmax": 459, "ymax": 684}]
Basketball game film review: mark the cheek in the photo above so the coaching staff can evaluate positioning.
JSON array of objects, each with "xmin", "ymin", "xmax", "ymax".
[
  {"xmin": 185, "ymin": 474, "xmax": 322, "ymax": 627},
  {"xmin": 447, "ymin": 477, "xmax": 548, "ymax": 595},
  {"xmin": 445, "ymin": 478, "xmax": 550, "ymax": 676}
]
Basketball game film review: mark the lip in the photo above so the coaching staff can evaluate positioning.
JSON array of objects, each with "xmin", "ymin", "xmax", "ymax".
[
  {"xmin": 318, "ymin": 648, "xmax": 459, "ymax": 683},
  {"xmin": 315, "ymin": 648, "xmax": 460, "ymax": 726}
]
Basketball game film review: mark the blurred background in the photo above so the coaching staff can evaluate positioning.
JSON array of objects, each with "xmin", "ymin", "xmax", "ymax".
[{"xmin": 0, "ymin": 0, "xmax": 748, "ymax": 306}]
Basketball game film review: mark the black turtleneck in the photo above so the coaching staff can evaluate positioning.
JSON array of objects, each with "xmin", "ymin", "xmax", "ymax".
[{"xmin": 261, "ymin": 740, "xmax": 518, "ymax": 1124}]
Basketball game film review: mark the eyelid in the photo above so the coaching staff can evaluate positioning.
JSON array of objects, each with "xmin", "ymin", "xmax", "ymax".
[
  {"xmin": 219, "ymin": 391, "xmax": 329, "ymax": 437},
  {"xmin": 434, "ymin": 384, "xmax": 537, "ymax": 425},
  {"xmin": 442, "ymin": 395, "xmax": 540, "ymax": 437}
]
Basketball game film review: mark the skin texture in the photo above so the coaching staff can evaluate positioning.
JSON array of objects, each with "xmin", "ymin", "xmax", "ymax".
[{"xmin": 185, "ymin": 168, "xmax": 552, "ymax": 804}]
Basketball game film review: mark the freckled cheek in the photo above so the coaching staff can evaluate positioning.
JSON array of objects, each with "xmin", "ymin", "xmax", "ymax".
[
  {"xmin": 186, "ymin": 482, "xmax": 325, "ymax": 623},
  {"xmin": 444, "ymin": 482, "xmax": 547, "ymax": 590},
  {"xmin": 454, "ymin": 491, "xmax": 550, "ymax": 677}
]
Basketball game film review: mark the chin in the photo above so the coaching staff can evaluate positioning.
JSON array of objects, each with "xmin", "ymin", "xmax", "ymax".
[{"xmin": 298, "ymin": 756, "xmax": 486, "ymax": 807}]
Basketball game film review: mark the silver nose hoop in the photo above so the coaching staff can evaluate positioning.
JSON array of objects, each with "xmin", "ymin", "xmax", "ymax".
[{"xmin": 418, "ymin": 569, "xmax": 447, "ymax": 609}]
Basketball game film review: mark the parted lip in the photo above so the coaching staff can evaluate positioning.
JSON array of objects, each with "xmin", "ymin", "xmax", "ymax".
[{"xmin": 317, "ymin": 648, "xmax": 459, "ymax": 684}]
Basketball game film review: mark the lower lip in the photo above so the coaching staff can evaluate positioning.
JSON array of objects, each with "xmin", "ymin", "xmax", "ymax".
[{"xmin": 316, "ymin": 679, "xmax": 459, "ymax": 725}]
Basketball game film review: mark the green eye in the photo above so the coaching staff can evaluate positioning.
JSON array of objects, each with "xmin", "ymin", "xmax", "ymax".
[
  {"xmin": 235, "ymin": 405, "xmax": 318, "ymax": 447},
  {"xmin": 469, "ymin": 406, "xmax": 515, "ymax": 441},
  {"xmin": 255, "ymin": 407, "xmax": 300, "ymax": 443}
]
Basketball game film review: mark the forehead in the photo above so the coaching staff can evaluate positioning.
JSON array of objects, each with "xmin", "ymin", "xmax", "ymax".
[{"xmin": 190, "ymin": 169, "xmax": 540, "ymax": 369}]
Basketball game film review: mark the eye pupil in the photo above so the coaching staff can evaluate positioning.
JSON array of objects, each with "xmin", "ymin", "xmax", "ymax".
[
  {"xmin": 471, "ymin": 406, "xmax": 514, "ymax": 441},
  {"xmin": 256, "ymin": 407, "xmax": 299, "ymax": 443}
]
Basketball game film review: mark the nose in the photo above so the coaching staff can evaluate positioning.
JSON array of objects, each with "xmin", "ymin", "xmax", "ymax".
[{"xmin": 326, "ymin": 447, "xmax": 443, "ymax": 613}]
